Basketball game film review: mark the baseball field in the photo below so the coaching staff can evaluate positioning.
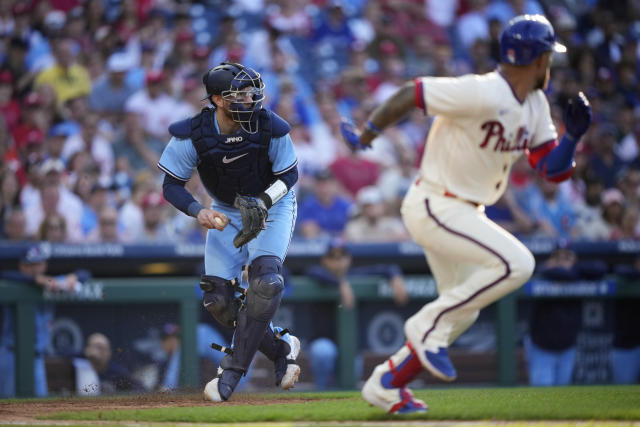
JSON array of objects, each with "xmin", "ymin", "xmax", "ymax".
[{"xmin": 1, "ymin": 385, "xmax": 639, "ymax": 426}]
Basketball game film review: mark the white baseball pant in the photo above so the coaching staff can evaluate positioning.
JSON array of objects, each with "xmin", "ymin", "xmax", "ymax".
[{"xmin": 400, "ymin": 179, "xmax": 535, "ymax": 369}]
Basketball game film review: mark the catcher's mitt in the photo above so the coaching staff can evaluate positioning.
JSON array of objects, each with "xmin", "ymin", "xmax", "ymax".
[{"xmin": 233, "ymin": 195, "xmax": 268, "ymax": 248}]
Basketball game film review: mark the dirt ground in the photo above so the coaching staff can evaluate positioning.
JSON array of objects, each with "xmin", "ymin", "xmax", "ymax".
[{"xmin": 0, "ymin": 392, "xmax": 299, "ymax": 424}]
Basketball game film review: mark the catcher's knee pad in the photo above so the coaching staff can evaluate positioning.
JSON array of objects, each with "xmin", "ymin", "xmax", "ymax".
[
  {"xmin": 246, "ymin": 256, "xmax": 284, "ymax": 321},
  {"xmin": 200, "ymin": 275, "xmax": 241, "ymax": 329}
]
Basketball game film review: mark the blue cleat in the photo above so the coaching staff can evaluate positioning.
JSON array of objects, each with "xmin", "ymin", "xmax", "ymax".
[
  {"xmin": 393, "ymin": 388, "xmax": 429, "ymax": 414},
  {"xmin": 424, "ymin": 347, "xmax": 457, "ymax": 382},
  {"xmin": 362, "ymin": 355, "xmax": 428, "ymax": 415}
]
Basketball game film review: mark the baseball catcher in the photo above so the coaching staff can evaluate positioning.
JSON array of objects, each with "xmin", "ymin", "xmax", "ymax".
[{"xmin": 158, "ymin": 61, "xmax": 300, "ymax": 402}]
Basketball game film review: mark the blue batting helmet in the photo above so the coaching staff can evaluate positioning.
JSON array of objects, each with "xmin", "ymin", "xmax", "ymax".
[{"xmin": 500, "ymin": 14, "xmax": 566, "ymax": 66}]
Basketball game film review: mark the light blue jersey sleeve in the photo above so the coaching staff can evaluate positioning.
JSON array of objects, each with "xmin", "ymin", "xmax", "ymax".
[
  {"xmin": 158, "ymin": 137, "xmax": 199, "ymax": 181},
  {"xmin": 268, "ymin": 134, "xmax": 298, "ymax": 175}
]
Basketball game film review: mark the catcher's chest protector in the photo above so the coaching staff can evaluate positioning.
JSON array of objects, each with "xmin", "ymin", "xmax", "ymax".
[{"xmin": 191, "ymin": 109, "xmax": 274, "ymax": 205}]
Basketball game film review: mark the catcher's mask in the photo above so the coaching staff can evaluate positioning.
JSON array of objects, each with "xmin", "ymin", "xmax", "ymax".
[{"xmin": 202, "ymin": 62, "xmax": 265, "ymax": 134}]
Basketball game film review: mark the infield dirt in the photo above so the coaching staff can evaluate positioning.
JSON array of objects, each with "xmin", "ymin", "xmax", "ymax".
[{"xmin": 0, "ymin": 393, "xmax": 299, "ymax": 424}]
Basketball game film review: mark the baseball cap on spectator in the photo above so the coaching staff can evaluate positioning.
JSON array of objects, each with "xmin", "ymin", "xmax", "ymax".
[
  {"xmin": 106, "ymin": 53, "xmax": 132, "ymax": 73},
  {"xmin": 18, "ymin": 129, "xmax": 44, "ymax": 149},
  {"xmin": 44, "ymin": 10, "xmax": 66, "ymax": 31},
  {"xmin": 12, "ymin": 1, "xmax": 30, "ymax": 16},
  {"xmin": 40, "ymin": 158, "xmax": 65, "ymax": 175},
  {"xmin": 68, "ymin": 6, "xmax": 83, "ymax": 20},
  {"xmin": 21, "ymin": 244, "xmax": 49, "ymax": 264},
  {"xmin": 328, "ymin": 0, "xmax": 346, "ymax": 10},
  {"xmin": 176, "ymin": 30, "xmax": 194, "ymax": 43},
  {"xmin": 192, "ymin": 46, "xmax": 210, "ymax": 60},
  {"xmin": 142, "ymin": 192, "xmax": 166, "ymax": 209},
  {"xmin": 23, "ymin": 92, "xmax": 42, "ymax": 108},
  {"xmin": 95, "ymin": 25, "xmax": 112, "ymax": 43},
  {"xmin": 575, "ymin": 141, "xmax": 592, "ymax": 156},
  {"xmin": 228, "ymin": 45, "xmax": 245, "ymax": 62},
  {"xmin": 356, "ymin": 186, "xmax": 383, "ymax": 205},
  {"xmin": 183, "ymin": 77, "xmax": 199, "ymax": 92},
  {"xmin": 325, "ymin": 237, "xmax": 350, "ymax": 257},
  {"xmin": 141, "ymin": 41, "xmax": 156, "ymax": 53},
  {"xmin": 146, "ymin": 70, "xmax": 165, "ymax": 85},
  {"xmin": 380, "ymin": 40, "xmax": 399, "ymax": 56},
  {"xmin": 602, "ymin": 188, "xmax": 624, "ymax": 206},
  {"xmin": 0, "ymin": 70, "xmax": 13, "ymax": 84},
  {"xmin": 48, "ymin": 122, "xmax": 74, "ymax": 138}
]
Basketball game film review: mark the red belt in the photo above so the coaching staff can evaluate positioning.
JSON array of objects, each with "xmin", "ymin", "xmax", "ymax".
[{"xmin": 443, "ymin": 190, "xmax": 480, "ymax": 207}]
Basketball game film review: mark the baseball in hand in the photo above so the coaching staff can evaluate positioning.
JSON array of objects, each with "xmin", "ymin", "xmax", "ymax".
[{"xmin": 214, "ymin": 217, "xmax": 225, "ymax": 227}]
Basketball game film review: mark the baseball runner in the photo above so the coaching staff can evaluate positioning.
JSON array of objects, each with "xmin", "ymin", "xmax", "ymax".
[
  {"xmin": 158, "ymin": 62, "xmax": 300, "ymax": 402},
  {"xmin": 341, "ymin": 15, "xmax": 591, "ymax": 414}
]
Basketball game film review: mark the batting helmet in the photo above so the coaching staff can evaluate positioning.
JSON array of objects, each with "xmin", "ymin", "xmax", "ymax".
[
  {"xmin": 201, "ymin": 61, "xmax": 265, "ymax": 133},
  {"xmin": 500, "ymin": 14, "xmax": 566, "ymax": 66}
]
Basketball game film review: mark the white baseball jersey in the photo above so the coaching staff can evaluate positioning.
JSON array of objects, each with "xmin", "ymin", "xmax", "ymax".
[{"xmin": 416, "ymin": 71, "xmax": 557, "ymax": 205}]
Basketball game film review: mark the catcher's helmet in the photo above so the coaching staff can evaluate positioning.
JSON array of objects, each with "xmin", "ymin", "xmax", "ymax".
[
  {"xmin": 500, "ymin": 14, "xmax": 566, "ymax": 66},
  {"xmin": 201, "ymin": 61, "xmax": 265, "ymax": 134}
]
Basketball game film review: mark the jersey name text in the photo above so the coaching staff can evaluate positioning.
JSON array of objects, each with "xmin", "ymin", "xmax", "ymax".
[{"xmin": 225, "ymin": 136, "xmax": 244, "ymax": 143}]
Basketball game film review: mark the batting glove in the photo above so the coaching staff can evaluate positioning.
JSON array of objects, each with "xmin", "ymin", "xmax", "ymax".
[
  {"xmin": 340, "ymin": 117, "xmax": 369, "ymax": 150},
  {"xmin": 564, "ymin": 91, "xmax": 591, "ymax": 140}
]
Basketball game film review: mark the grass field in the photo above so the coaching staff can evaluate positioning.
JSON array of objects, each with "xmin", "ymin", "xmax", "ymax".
[{"xmin": 0, "ymin": 385, "xmax": 633, "ymax": 426}]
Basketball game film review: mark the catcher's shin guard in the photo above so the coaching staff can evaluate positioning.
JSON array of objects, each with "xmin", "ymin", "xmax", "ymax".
[
  {"xmin": 226, "ymin": 256, "xmax": 285, "ymax": 372},
  {"xmin": 229, "ymin": 308, "xmax": 269, "ymax": 372}
]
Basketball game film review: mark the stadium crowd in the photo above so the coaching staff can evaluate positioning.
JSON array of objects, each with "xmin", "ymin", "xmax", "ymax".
[{"xmin": 0, "ymin": 0, "xmax": 639, "ymax": 246}]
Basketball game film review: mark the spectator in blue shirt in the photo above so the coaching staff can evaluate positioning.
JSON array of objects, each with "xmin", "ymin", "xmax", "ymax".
[
  {"xmin": 296, "ymin": 169, "xmax": 352, "ymax": 239},
  {"xmin": 523, "ymin": 177, "xmax": 577, "ymax": 240},
  {"xmin": 88, "ymin": 53, "xmax": 137, "ymax": 123}
]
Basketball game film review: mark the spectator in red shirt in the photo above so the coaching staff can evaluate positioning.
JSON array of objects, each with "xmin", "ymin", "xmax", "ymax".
[
  {"xmin": 12, "ymin": 93, "xmax": 49, "ymax": 151},
  {"xmin": 329, "ymin": 147, "xmax": 380, "ymax": 197},
  {"xmin": 14, "ymin": 129, "xmax": 46, "ymax": 186}
]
